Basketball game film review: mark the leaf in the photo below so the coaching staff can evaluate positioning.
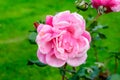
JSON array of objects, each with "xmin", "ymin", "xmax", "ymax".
[
  {"xmin": 68, "ymin": 67, "xmax": 86, "ymax": 80},
  {"xmin": 89, "ymin": 21, "xmax": 98, "ymax": 30},
  {"xmin": 59, "ymin": 67, "xmax": 66, "ymax": 76},
  {"xmin": 108, "ymin": 74, "xmax": 120, "ymax": 80},
  {"xmin": 68, "ymin": 76, "xmax": 79, "ymax": 80},
  {"xmin": 68, "ymin": 67, "xmax": 92, "ymax": 80},
  {"xmin": 98, "ymin": 46, "xmax": 108, "ymax": 51},
  {"xmin": 94, "ymin": 34, "xmax": 101, "ymax": 40},
  {"xmin": 103, "ymin": 26, "xmax": 109, "ymax": 29},
  {"xmin": 109, "ymin": 51, "xmax": 120, "ymax": 60},
  {"xmin": 39, "ymin": 20, "xmax": 45, "ymax": 24},
  {"xmin": 27, "ymin": 59, "xmax": 47, "ymax": 67},
  {"xmin": 28, "ymin": 32, "xmax": 37, "ymax": 44},
  {"xmin": 98, "ymin": 33, "xmax": 107, "ymax": 39},
  {"xmin": 90, "ymin": 21, "xmax": 98, "ymax": 27},
  {"xmin": 92, "ymin": 25, "xmax": 108, "ymax": 31},
  {"xmin": 89, "ymin": 66, "xmax": 100, "ymax": 79},
  {"xmin": 77, "ymin": 67, "xmax": 86, "ymax": 77}
]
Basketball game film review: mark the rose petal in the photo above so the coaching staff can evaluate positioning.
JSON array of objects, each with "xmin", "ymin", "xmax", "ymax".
[
  {"xmin": 72, "ymin": 12, "xmax": 85, "ymax": 30},
  {"xmin": 36, "ymin": 33, "xmax": 53, "ymax": 54},
  {"xmin": 67, "ymin": 42, "xmax": 79, "ymax": 58},
  {"xmin": 112, "ymin": 4, "xmax": 120, "ymax": 12},
  {"xmin": 82, "ymin": 31, "xmax": 91, "ymax": 42},
  {"xmin": 37, "ymin": 24, "xmax": 44, "ymax": 33},
  {"xmin": 54, "ymin": 48, "xmax": 68, "ymax": 60},
  {"xmin": 67, "ymin": 54, "xmax": 87, "ymax": 67},
  {"xmin": 53, "ymin": 11, "xmax": 70, "ymax": 23},
  {"xmin": 46, "ymin": 15, "xmax": 53, "ymax": 26},
  {"xmin": 77, "ymin": 37, "xmax": 90, "ymax": 57},
  {"xmin": 38, "ymin": 41, "xmax": 52, "ymax": 54},
  {"xmin": 37, "ymin": 49, "xmax": 47, "ymax": 64},
  {"xmin": 46, "ymin": 51, "xmax": 66, "ymax": 67}
]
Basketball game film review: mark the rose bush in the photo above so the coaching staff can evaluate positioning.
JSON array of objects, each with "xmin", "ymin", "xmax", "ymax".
[
  {"xmin": 36, "ymin": 11, "xmax": 91, "ymax": 67},
  {"xmin": 91, "ymin": 0, "xmax": 120, "ymax": 13}
]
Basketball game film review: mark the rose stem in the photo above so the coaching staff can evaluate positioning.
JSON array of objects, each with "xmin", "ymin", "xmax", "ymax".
[
  {"xmin": 92, "ymin": 13, "xmax": 101, "ymax": 62},
  {"xmin": 93, "ymin": 13, "xmax": 101, "ymax": 22},
  {"xmin": 72, "ymin": 67, "xmax": 76, "ymax": 72},
  {"xmin": 62, "ymin": 63, "xmax": 67, "ymax": 80}
]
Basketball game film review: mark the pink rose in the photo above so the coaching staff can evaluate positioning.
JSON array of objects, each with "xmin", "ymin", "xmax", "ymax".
[
  {"xmin": 91, "ymin": 0, "xmax": 120, "ymax": 13},
  {"xmin": 36, "ymin": 11, "xmax": 91, "ymax": 67}
]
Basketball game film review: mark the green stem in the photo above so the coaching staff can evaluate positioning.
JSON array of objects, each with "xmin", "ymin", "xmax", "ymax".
[
  {"xmin": 62, "ymin": 63, "xmax": 67, "ymax": 80},
  {"xmin": 72, "ymin": 67, "xmax": 76, "ymax": 72},
  {"xmin": 93, "ymin": 13, "xmax": 101, "ymax": 22},
  {"xmin": 87, "ymin": 13, "xmax": 101, "ymax": 31}
]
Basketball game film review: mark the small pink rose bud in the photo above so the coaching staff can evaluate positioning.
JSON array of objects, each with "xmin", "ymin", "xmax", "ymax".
[{"xmin": 34, "ymin": 22, "xmax": 39, "ymax": 29}]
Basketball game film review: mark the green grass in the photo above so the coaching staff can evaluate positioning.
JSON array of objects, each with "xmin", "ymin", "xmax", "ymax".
[{"xmin": 0, "ymin": 0, "xmax": 120, "ymax": 80}]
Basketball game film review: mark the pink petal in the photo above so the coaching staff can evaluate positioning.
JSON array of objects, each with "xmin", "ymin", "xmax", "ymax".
[
  {"xmin": 111, "ymin": 4, "xmax": 120, "ymax": 12},
  {"xmin": 46, "ymin": 15, "xmax": 53, "ymax": 26},
  {"xmin": 36, "ymin": 26, "xmax": 53, "ymax": 43},
  {"xmin": 46, "ymin": 51, "xmax": 66, "ymax": 67},
  {"xmin": 37, "ymin": 24, "xmax": 44, "ymax": 33},
  {"xmin": 53, "ymin": 21, "xmax": 70, "ymax": 29},
  {"xmin": 36, "ymin": 33, "xmax": 53, "ymax": 54},
  {"xmin": 53, "ymin": 11, "xmax": 71, "ymax": 28},
  {"xmin": 67, "ymin": 42, "xmax": 79, "ymax": 58},
  {"xmin": 71, "ymin": 12, "xmax": 86, "ymax": 38},
  {"xmin": 77, "ymin": 37, "xmax": 90, "ymax": 57},
  {"xmin": 36, "ymin": 25, "xmax": 53, "ymax": 54},
  {"xmin": 92, "ymin": 0, "xmax": 102, "ymax": 8},
  {"xmin": 72, "ymin": 12, "xmax": 85, "ymax": 30},
  {"xmin": 37, "ymin": 41, "xmax": 52, "ymax": 54},
  {"xmin": 37, "ymin": 49, "xmax": 47, "ymax": 64},
  {"xmin": 67, "ymin": 54, "xmax": 87, "ymax": 67},
  {"xmin": 82, "ymin": 31, "xmax": 91, "ymax": 42},
  {"xmin": 54, "ymin": 48, "xmax": 68, "ymax": 60}
]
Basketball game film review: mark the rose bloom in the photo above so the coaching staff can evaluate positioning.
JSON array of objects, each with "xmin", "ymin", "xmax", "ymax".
[
  {"xmin": 36, "ymin": 11, "xmax": 91, "ymax": 67},
  {"xmin": 91, "ymin": 0, "xmax": 120, "ymax": 13}
]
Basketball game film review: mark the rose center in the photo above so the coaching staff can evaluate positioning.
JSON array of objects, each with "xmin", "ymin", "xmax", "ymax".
[{"xmin": 63, "ymin": 41, "xmax": 73, "ymax": 53}]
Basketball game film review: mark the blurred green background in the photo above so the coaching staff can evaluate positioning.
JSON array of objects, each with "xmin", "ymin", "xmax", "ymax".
[{"xmin": 0, "ymin": 0, "xmax": 120, "ymax": 80}]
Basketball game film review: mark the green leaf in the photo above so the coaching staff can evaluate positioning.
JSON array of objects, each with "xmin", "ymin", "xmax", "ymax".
[
  {"xmin": 69, "ymin": 67, "xmax": 90, "ymax": 80},
  {"xmin": 59, "ymin": 67, "xmax": 66, "ymax": 76},
  {"xmin": 109, "ymin": 51, "xmax": 120, "ymax": 60},
  {"xmin": 92, "ymin": 25, "xmax": 108, "ymax": 31},
  {"xmin": 28, "ymin": 32, "xmax": 37, "ymax": 44},
  {"xmin": 98, "ymin": 46, "xmax": 108, "ymax": 50},
  {"xmin": 77, "ymin": 67, "xmax": 86, "ymax": 77},
  {"xmin": 103, "ymin": 26, "xmax": 109, "ymax": 29},
  {"xmin": 39, "ymin": 20, "xmax": 45, "ymax": 24},
  {"xmin": 108, "ymin": 74, "xmax": 120, "ymax": 80},
  {"xmin": 94, "ymin": 34, "xmax": 101, "ymax": 40},
  {"xmin": 88, "ymin": 21, "xmax": 98, "ymax": 31},
  {"xmin": 27, "ymin": 59, "xmax": 47, "ymax": 67},
  {"xmin": 89, "ymin": 66, "xmax": 100, "ymax": 79},
  {"xmin": 98, "ymin": 33, "xmax": 107, "ymax": 39},
  {"xmin": 68, "ymin": 76, "xmax": 79, "ymax": 80},
  {"xmin": 68, "ymin": 67, "xmax": 86, "ymax": 80}
]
